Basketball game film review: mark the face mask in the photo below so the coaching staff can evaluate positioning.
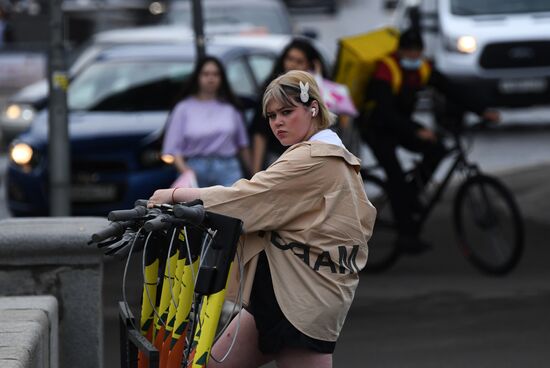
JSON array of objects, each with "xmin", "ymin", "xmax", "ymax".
[{"xmin": 400, "ymin": 57, "xmax": 422, "ymax": 70}]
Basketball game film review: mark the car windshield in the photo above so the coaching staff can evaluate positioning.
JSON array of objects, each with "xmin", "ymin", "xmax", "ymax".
[
  {"xmin": 164, "ymin": 4, "xmax": 289, "ymax": 34},
  {"xmin": 451, "ymin": 0, "xmax": 550, "ymax": 16},
  {"xmin": 68, "ymin": 61, "xmax": 193, "ymax": 111}
]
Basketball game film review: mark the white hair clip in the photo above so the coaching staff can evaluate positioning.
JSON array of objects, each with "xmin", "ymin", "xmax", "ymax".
[{"xmin": 299, "ymin": 81, "xmax": 310, "ymax": 103}]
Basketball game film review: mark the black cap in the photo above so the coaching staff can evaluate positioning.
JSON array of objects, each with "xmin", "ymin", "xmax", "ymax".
[{"xmin": 399, "ymin": 28, "xmax": 424, "ymax": 51}]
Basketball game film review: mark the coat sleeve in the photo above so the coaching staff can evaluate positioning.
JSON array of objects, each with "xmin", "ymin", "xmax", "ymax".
[
  {"xmin": 367, "ymin": 78, "xmax": 417, "ymax": 136},
  {"xmin": 198, "ymin": 145, "xmax": 327, "ymax": 233}
]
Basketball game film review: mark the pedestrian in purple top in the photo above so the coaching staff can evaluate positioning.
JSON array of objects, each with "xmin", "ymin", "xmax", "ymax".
[{"xmin": 163, "ymin": 56, "xmax": 251, "ymax": 187}]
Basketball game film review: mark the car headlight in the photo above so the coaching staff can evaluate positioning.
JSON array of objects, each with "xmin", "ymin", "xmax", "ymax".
[
  {"xmin": 10, "ymin": 142, "xmax": 34, "ymax": 165},
  {"xmin": 444, "ymin": 35, "xmax": 477, "ymax": 54},
  {"xmin": 9, "ymin": 142, "xmax": 40, "ymax": 172},
  {"xmin": 2, "ymin": 103, "xmax": 36, "ymax": 123},
  {"xmin": 457, "ymin": 36, "xmax": 477, "ymax": 53}
]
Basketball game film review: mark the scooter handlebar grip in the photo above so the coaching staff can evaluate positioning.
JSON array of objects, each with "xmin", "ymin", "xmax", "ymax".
[
  {"xmin": 107, "ymin": 206, "xmax": 148, "ymax": 221},
  {"xmin": 91, "ymin": 222, "xmax": 126, "ymax": 243},
  {"xmin": 134, "ymin": 199, "xmax": 149, "ymax": 207},
  {"xmin": 172, "ymin": 204, "xmax": 206, "ymax": 225},
  {"xmin": 143, "ymin": 214, "xmax": 171, "ymax": 232}
]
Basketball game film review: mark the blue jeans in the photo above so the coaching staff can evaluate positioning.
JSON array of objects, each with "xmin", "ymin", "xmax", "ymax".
[{"xmin": 187, "ymin": 156, "xmax": 243, "ymax": 187}]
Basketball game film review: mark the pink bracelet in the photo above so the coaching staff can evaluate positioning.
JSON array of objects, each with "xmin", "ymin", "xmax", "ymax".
[{"xmin": 171, "ymin": 187, "xmax": 179, "ymax": 204}]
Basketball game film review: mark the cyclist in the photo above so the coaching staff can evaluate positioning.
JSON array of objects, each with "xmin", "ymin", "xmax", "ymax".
[
  {"xmin": 359, "ymin": 28, "xmax": 499, "ymax": 254},
  {"xmin": 149, "ymin": 70, "xmax": 376, "ymax": 368}
]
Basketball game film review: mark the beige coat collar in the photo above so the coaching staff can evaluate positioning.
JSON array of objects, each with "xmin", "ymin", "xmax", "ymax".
[{"xmin": 283, "ymin": 141, "xmax": 362, "ymax": 173}]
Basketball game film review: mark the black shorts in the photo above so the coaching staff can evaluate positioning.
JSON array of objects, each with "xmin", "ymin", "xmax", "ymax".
[{"xmin": 247, "ymin": 251, "xmax": 336, "ymax": 355}]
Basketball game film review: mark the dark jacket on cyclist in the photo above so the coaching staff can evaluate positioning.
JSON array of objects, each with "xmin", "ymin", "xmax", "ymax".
[{"xmin": 360, "ymin": 51, "xmax": 458, "ymax": 247}]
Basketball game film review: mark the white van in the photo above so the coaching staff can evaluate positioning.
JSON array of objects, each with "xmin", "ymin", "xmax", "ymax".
[{"xmin": 394, "ymin": 0, "xmax": 550, "ymax": 108}]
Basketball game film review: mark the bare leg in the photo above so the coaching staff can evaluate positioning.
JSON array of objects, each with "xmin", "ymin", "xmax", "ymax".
[
  {"xmin": 207, "ymin": 309, "xmax": 274, "ymax": 368},
  {"xmin": 275, "ymin": 347, "xmax": 332, "ymax": 368}
]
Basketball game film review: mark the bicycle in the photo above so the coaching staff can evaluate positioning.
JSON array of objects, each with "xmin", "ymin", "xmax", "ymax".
[
  {"xmin": 90, "ymin": 199, "xmax": 244, "ymax": 368},
  {"xmin": 362, "ymin": 122, "xmax": 524, "ymax": 275}
]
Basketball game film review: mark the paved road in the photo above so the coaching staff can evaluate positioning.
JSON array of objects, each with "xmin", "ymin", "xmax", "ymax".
[{"xmin": 336, "ymin": 166, "xmax": 550, "ymax": 367}]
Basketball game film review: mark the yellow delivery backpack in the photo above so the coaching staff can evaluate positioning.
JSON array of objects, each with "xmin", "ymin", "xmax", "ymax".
[{"xmin": 333, "ymin": 27, "xmax": 400, "ymax": 112}]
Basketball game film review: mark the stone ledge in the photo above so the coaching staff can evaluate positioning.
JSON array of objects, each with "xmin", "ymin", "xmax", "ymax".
[
  {"xmin": 0, "ymin": 319, "xmax": 43, "ymax": 367},
  {"xmin": 0, "ymin": 360, "xmax": 26, "ymax": 368},
  {"xmin": 0, "ymin": 217, "xmax": 108, "ymax": 265},
  {"xmin": 0, "ymin": 296, "xmax": 58, "ymax": 368}
]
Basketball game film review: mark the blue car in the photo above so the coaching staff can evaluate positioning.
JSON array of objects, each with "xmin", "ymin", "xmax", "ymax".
[{"xmin": 6, "ymin": 38, "xmax": 282, "ymax": 216}]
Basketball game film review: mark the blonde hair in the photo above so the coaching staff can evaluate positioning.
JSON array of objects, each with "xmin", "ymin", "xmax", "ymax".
[{"xmin": 262, "ymin": 70, "xmax": 334, "ymax": 130}]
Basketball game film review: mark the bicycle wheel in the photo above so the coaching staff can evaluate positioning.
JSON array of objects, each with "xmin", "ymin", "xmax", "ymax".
[
  {"xmin": 453, "ymin": 174, "xmax": 524, "ymax": 275},
  {"xmin": 362, "ymin": 173, "xmax": 400, "ymax": 272}
]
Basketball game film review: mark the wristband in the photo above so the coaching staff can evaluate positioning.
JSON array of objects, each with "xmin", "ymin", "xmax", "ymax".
[{"xmin": 171, "ymin": 187, "xmax": 179, "ymax": 204}]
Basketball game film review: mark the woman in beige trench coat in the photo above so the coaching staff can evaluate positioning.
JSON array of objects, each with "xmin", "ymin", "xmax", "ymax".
[{"xmin": 149, "ymin": 70, "xmax": 377, "ymax": 368}]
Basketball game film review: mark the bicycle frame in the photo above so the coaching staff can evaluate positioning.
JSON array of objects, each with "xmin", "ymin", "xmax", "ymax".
[{"xmin": 408, "ymin": 130, "xmax": 482, "ymax": 231}]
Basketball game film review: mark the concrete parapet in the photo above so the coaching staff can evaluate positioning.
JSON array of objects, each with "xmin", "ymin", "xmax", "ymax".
[
  {"xmin": 0, "ymin": 217, "xmax": 109, "ymax": 368},
  {"xmin": 0, "ymin": 295, "xmax": 57, "ymax": 368}
]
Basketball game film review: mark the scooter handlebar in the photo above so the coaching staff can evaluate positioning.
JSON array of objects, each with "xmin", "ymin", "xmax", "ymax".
[
  {"xmin": 91, "ymin": 221, "xmax": 132, "ymax": 243},
  {"xmin": 172, "ymin": 204, "xmax": 206, "ymax": 226},
  {"xmin": 107, "ymin": 206, "xmax": 148, "ymax": 221}
]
